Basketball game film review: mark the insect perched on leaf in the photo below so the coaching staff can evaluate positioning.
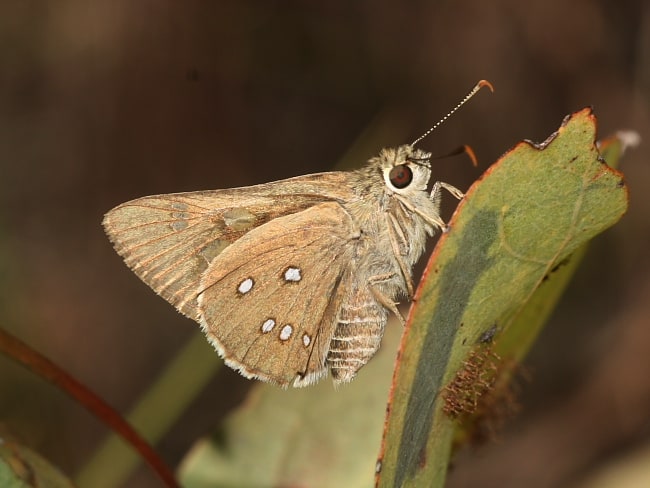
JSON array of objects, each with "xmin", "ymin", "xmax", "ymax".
[{"xmin": 103, "ymin": 80, "xmax": 492, "ymax": 387}]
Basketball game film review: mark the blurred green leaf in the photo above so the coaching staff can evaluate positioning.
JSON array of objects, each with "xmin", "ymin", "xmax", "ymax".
[
  {"xmin": 179, "ymin": 324, "xmax": 401, "ymax": 488},
  {"xmin": 0, "ymin": 439, "xmax": 75, "ymax": 488},
  {"xmin": 77, "ymin": 332, "xmax": 220, "ymax": 488},
  {"xmin": 377, "ymin": 108, "xmax": 629, "ymax": 488}
]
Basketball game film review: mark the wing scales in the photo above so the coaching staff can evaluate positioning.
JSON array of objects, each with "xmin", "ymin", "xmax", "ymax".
[
  {"xmin": 198, "ymin": 202, "xmax": 358, "ymax": 386},
  {"xmin": 103, "ymin": 174, "xmax": 357, "ymax": 319}
]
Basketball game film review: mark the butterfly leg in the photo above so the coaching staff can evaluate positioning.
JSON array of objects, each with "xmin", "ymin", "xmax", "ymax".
[
  {"xmin": 367, "ymin": 273, "xmax": 406, "ymax": 325},
  {"xmin": 429, "ymin": 181, "xmax": 465, "ymax": 223},
  {"xmin": 385, "ymin": 213, "xmax": 415, "ymax": 298},
  {"xmin": 434, "ymin": 181, "xmax": 465, "ymax": 200},
  {"xmin": 394, "ymin": 193, "xmax": 447, "ymax": 231}
]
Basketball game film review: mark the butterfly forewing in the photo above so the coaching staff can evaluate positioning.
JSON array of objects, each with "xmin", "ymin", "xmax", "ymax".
[
  {"xmin": 197, "ymin": 202, "xmax": 358, "ymax": 387},
  {"xmin": 103, "ymin": 194, "xmax": 238, "ymax": 318},
  {"xmin": 102, "ymin": 174, "xmax": 357, "ymax": 319}
]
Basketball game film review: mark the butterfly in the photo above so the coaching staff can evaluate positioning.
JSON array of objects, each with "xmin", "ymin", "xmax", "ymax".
[{"xmin": 102, "ymin": 80, "xmax": 491, "ymax": 387}]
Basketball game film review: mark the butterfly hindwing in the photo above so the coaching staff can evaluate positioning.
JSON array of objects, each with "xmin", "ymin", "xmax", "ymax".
[{"xmin": 197, "ymin": 201, "xmax": 358, "ymax": 387}]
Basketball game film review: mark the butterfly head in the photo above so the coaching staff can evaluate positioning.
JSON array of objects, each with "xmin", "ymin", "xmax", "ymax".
[{"xmin": 378, "ymin": 145, "xmax": 433, "ymax": 195}]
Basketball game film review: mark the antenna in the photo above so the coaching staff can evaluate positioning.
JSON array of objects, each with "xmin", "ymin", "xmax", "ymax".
[{"xmin": 410, "ymin": 79, "xmax": 494, "ymax": 147}]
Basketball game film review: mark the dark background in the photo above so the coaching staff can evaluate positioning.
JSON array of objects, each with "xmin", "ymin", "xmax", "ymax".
[{"xmin": 1, "ymin": 1, "xmax": 648, "ymax": 487}]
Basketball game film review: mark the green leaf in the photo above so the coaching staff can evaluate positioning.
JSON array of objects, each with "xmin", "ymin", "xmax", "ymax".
[
  {"xmin": 492, "ymin": 127, "xmax": 630, "ymax": 366},
  {"xmin": 377, "ymin": 108, "xmax": 629, "ymax": 487},
  {"xmin": 0, "ymin": 439, "xmax": 75, "ymax": 488},
  {"xmin": 178, "ymin": 324, "xmax": 401, "ymax": 488}
]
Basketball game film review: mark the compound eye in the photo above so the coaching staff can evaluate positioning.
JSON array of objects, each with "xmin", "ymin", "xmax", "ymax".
[{"xmin": 388, "ymin": 164, "xmax": 413, "ymax": 189}]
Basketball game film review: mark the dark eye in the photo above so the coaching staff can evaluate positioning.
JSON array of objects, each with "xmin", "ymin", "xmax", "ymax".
[{"xmin": 388, "ymin": 164, "xmax": 413, "ymax": 189}]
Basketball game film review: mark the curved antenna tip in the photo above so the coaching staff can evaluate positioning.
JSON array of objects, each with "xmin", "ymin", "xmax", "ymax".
[{"xmin": 478, "ymin": 79, "xmax": 495, "ymax": 93}]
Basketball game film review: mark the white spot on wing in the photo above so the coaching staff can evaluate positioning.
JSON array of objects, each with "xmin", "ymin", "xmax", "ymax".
[
  {"xmin": 199, "ymin": 313, "xmax": 275, "ymax": 385},
  {"xmin": 238, "ymin": 277, "xmax": 254, "ymax": 294},
  {"xmin": 261, "ymin": 319, "xmax": 276, "ymax": 333},
  {"xmin": 279, "ymin": 324, "xmax": 293, "ymax": 341},
  {"xmin": 284, "ymin": 267, "xmax": 301, "ymax": 282},
  {"xmin": 302, "ymin": 334, "xmax": 311, "ymax": 347}
]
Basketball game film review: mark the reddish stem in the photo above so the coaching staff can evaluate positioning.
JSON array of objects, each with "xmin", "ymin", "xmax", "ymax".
[{"xmin": 0, "ymin": 326, "xmax": 179, "ymax": 488}]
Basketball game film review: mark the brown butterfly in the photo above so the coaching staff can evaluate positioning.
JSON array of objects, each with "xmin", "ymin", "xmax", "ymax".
[{"xmin": 103, "ymin": 80, "xmax": 491, "ymax": 387}]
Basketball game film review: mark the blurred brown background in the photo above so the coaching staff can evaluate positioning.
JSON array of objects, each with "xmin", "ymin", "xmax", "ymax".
[{"xmin": 0, "ymin": 1, "xmax": 648, "ymax": 487}]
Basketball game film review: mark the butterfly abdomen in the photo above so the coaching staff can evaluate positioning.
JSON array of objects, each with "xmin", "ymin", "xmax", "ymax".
[{"xmin": 327, "ymin": 286, "xmax": 388, "ymax": 384}]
